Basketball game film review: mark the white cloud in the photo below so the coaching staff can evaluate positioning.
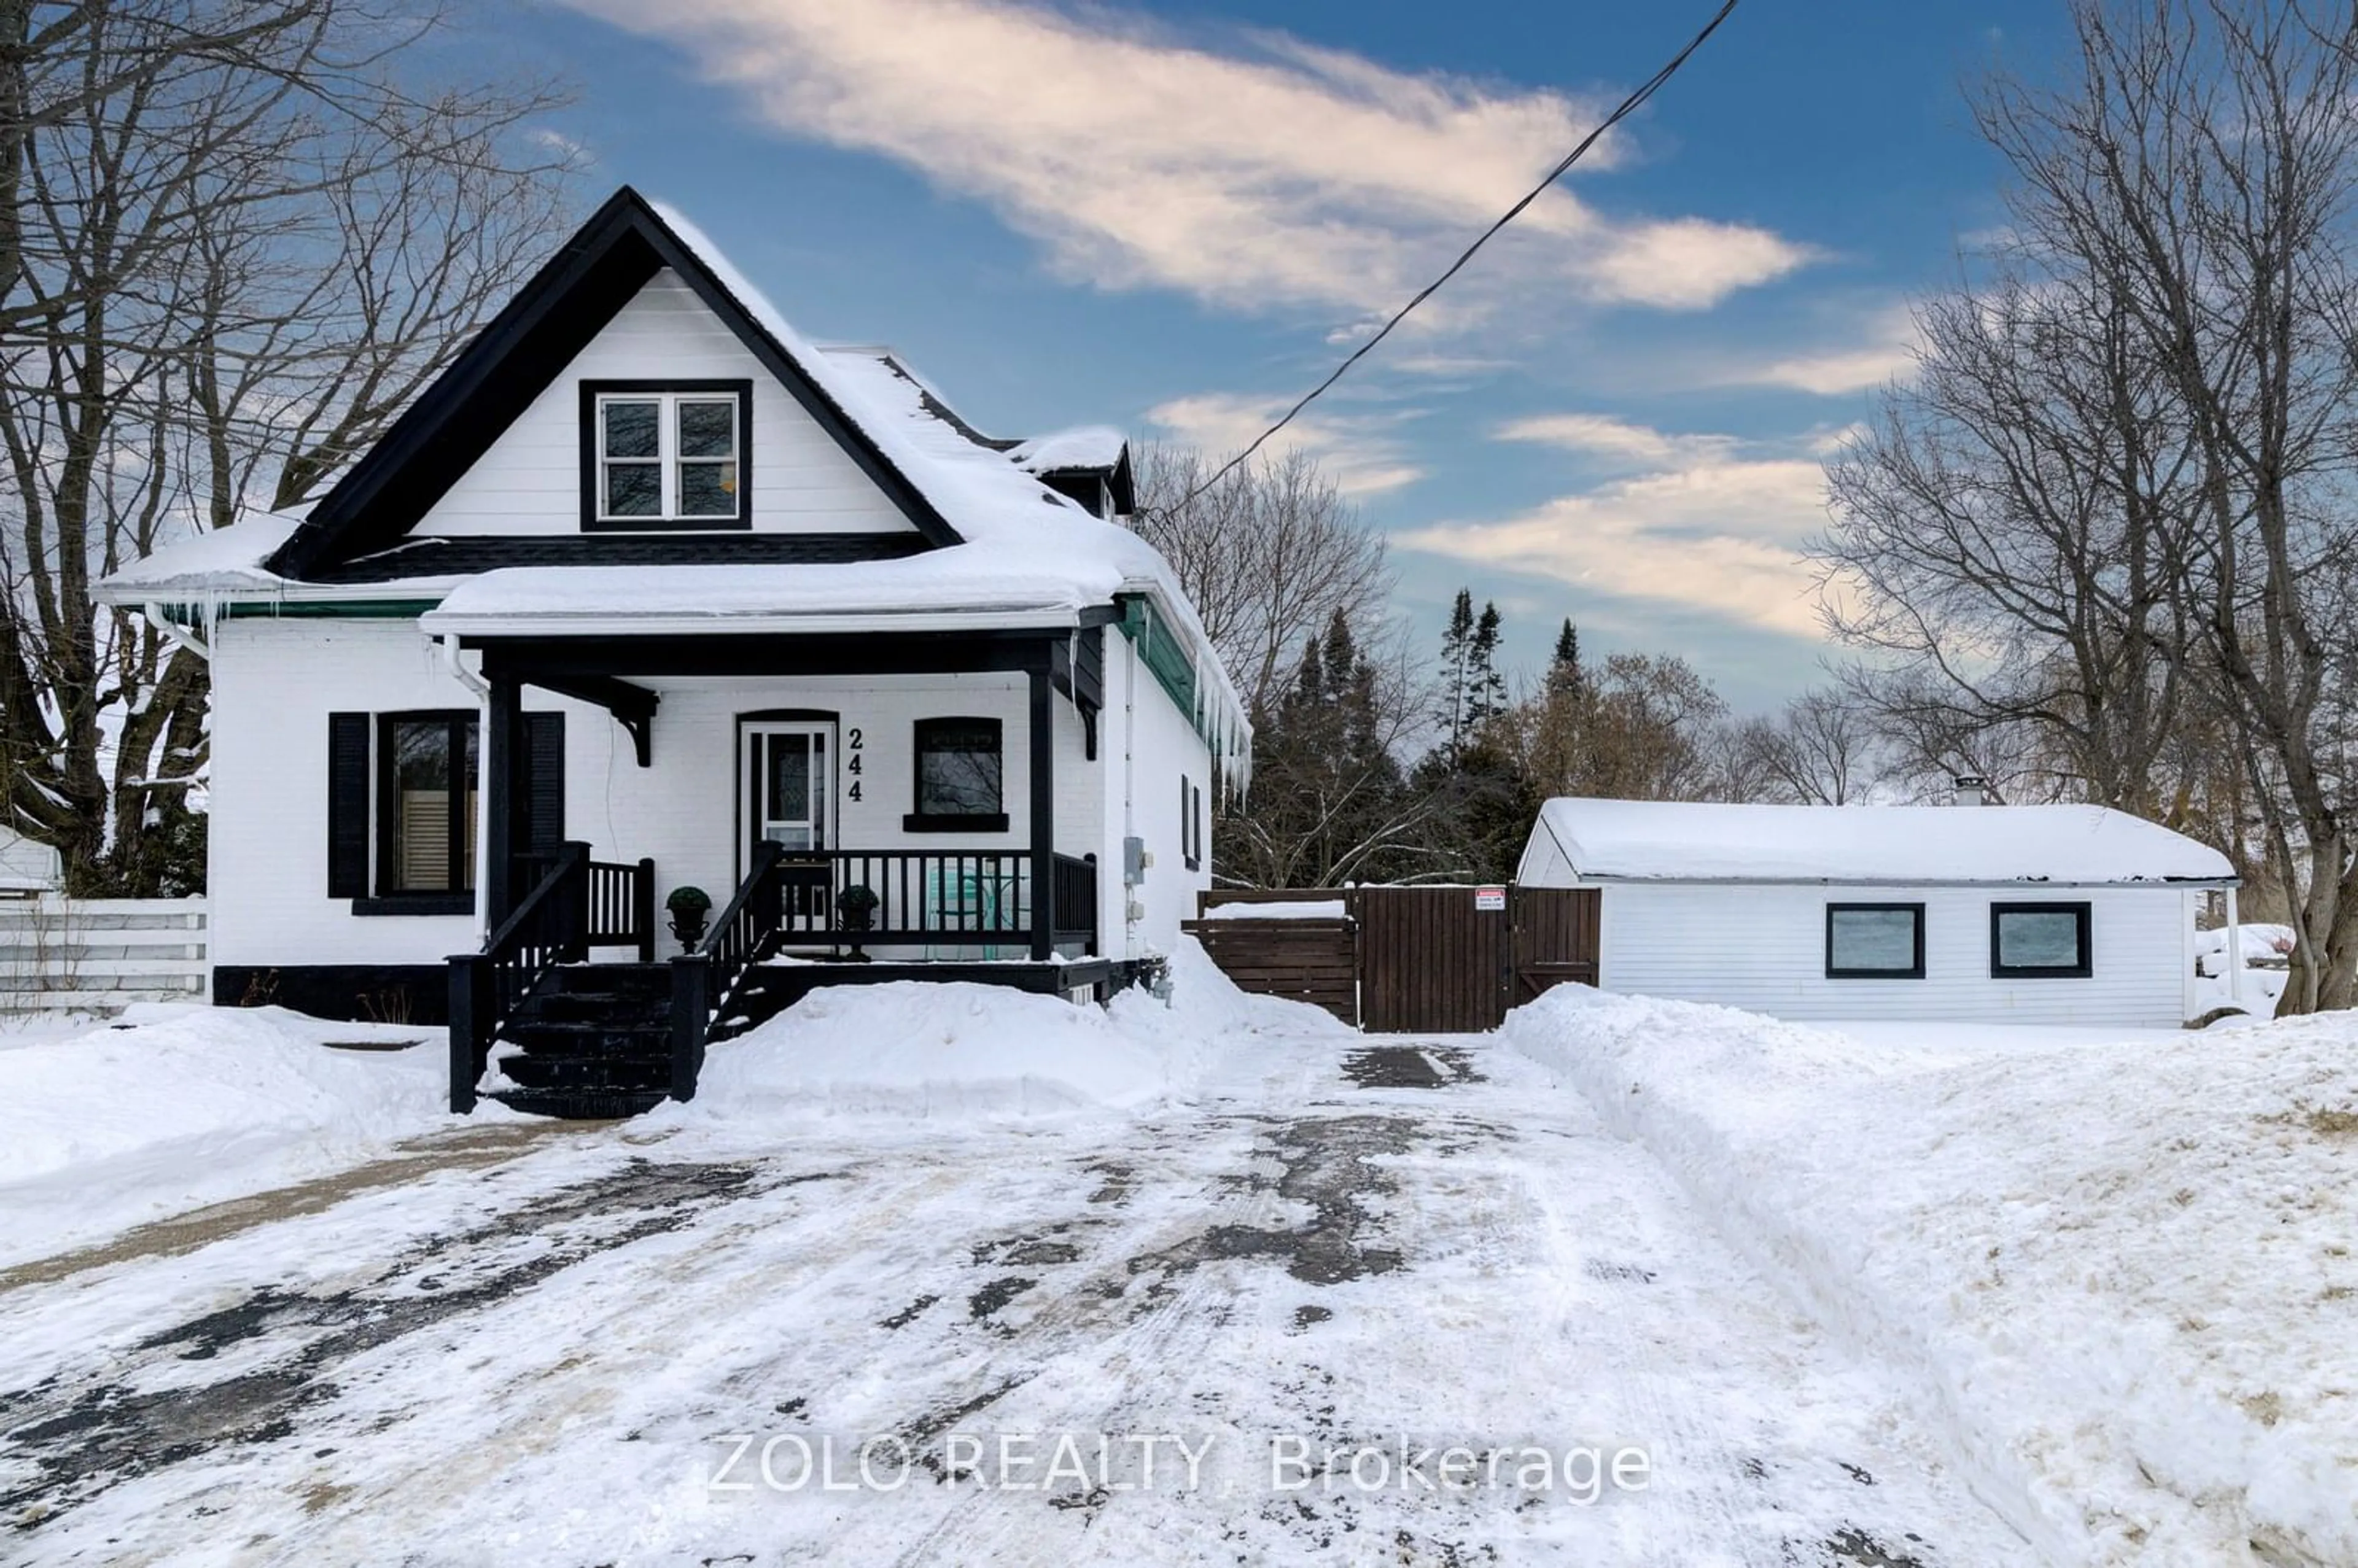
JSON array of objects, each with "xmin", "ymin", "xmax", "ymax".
[
  {"xmin": 1730, "ymin": 306, "xmax": 1920, "ymax": 395},
  {"xmin": 554, "ymin": 0, "xmax": 1814, "ymax": 319},
  {"xmin": 1398, "ymin": 421, "xmax": 1833, "ymax": 637},
  {"xmin": 1495, "ymin": 412, "xmax": 1735, "ymax": 466},
  {"xmin": 1148, "ymin": 391, "xmax": 1423, "ymax": 497}
]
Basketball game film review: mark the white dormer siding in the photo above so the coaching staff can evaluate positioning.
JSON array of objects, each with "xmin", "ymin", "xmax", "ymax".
[{"xmin": 418, "ymin": 270, "xmax": 914, "ymax": 537}]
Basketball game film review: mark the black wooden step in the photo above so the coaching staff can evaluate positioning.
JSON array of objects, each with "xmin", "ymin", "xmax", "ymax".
[
  {"xmin": 499, "ymin": 1053, "xmax": 670, "ymax": 1091},
  {"xmin": 488, "ymin": 1085, "xmax": 669, "ymax": 1120},
  {"xmin": 547, "ymin": 964, "xmax": 672, "ymax": 998},
  {"xmin": 501, "ymin": 1019, "xmax": 671, "ymax": 1058},
  {"xmin": 531, "ymin": 989, "xmax": 670, "ymax": 1024}
]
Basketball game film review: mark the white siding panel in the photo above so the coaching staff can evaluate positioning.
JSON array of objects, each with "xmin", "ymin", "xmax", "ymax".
[
  {"xmin": 1597, "ymin": 882, "xmax": 2194, "ymax": 1027},
  {"xmin": 419, "ymin": 271, "xmax": 911, "ymax": 537},
  {"xmin": 1116, "ymin": 632, "xmax": 1213, "ymax": 959}
]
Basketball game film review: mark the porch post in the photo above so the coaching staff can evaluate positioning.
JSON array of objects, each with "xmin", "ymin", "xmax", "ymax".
[
  {"xmin": 1029, "ymin": 659, "xmax": 1055, "ymax": 962},
  {"xmin": 484, "ymin": 674, "xmax": 522, "ymax": 926}
]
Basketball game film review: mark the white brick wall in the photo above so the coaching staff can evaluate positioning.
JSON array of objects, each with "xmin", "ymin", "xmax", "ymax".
[
  {"xmin": 418, "ymin": 270, "xmax": 912, "ymax": 538},
  {"xmin": 208, "ymin": 620, "xmax": 1173, "ymax": 968},
  {"xmin": 209, "ymin": 618, "xmax": 482, "ymax": 966}
]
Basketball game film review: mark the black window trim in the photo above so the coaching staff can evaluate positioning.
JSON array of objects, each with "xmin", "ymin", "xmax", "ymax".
[
  {"xmin": 1990, "ymin": 899, "xmax": 2094, "ymax": 979},
  {"xmin": 578, "ymin": 378, "xmax": 754, "ymax": 534},
  {"xmin": 904, "ymin": 715, "xmax": 1009, "ymax": 833},
  {"xmin": 1182, "ymin": 774, "xmax": 1201, "ymax": 871},
  {"xmin": 364, "ymin": 708, "xmax": 478, "ymax": 915},
  {"xmin": 1824, "ymin": 901, "xmax": 1926, "ymax": 980}
]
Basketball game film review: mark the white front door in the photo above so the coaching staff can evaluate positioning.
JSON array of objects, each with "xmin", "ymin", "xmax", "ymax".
[{"xmin": 743, "ymin": 721, "xmax": 834, "ymax": 861}]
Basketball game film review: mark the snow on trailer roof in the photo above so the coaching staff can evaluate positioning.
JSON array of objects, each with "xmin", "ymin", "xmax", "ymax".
[{"xmin": 1522, "ymin": 799, "xmax": 2237, "ymax": 887}]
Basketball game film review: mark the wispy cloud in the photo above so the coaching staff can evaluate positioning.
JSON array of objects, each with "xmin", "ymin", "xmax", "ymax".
[
  {"xmin": 1727, "ymin": 306, "xmax": 1920, "ymax": 395},
  {"xmin": 1397, "ymin": 416, "xmax": 1832, "ymax": 637},
  {"xmin": 1148, "ymin": 390, "xmax": 1425, "ymax": 497},
  {"xmin": 554, "ymin": 0, "xmax": 1815, "ymax": 320}
]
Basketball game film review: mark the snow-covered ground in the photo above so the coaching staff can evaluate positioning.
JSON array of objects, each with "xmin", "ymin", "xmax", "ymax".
[
  {"xmin": 0, "ymin": 961, "xmax": 2027, "ymax": 1566},
  {"xmin": 1504, "ymin": 988, "xmax": 2358, "ymax": 1566},
  {"xmin": 0, "ymin": 1005, "xmax": 449, "ymax": 1269}
]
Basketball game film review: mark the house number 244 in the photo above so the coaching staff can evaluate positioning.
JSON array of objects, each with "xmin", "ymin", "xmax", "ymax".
[{"xmin": 845, "ymin": 727, "xmax": 863, "ymax": 802}]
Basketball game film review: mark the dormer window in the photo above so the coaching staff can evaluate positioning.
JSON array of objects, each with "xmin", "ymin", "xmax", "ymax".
[{"xmin": 580, "ymin": 379, "xmax": 752, "ymax": 531}]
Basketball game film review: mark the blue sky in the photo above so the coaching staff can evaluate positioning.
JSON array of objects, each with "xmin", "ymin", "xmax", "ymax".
[{"xmin": 488, "ymin": 0, "xmax": 2069, "ymax": 711}]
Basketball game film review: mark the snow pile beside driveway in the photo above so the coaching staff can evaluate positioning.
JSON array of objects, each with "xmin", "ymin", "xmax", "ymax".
[
  {"xmin": 1503, "ymin": 987, "xmax": 2358, "ymax": 1567},
  {"xmin": 671, "ymin": 936, "xmax": 1345, "ymax": 1126},
  {"xmin": 0, "ymin": 1005, "xmax": 447, "ymax": 1268}
]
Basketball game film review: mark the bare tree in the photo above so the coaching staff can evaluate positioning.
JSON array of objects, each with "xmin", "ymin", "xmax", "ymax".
[
  {"xmin": 1819, "ymin": 264, "xmax": 2198, "ymax": 821},
  {"xmin": 0, "ymin": 0, "xmax": 574, "ymax": 893},
  {"xmin": 1130, "ymin": 443, "xmax": 1392, "ymax": 713},
  {"xmin": 1734, "ymin": 689, "xmax": 1882, "ymax": 804},
  {"xmin": 1974, "ymin": 0, "xmax": 2358, "ymax": 1011}
]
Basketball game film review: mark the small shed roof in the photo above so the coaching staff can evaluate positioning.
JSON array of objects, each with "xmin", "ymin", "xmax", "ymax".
[{"xmin": 1520, "ymin": 798, "xmax": 2236, "ymax": 887}]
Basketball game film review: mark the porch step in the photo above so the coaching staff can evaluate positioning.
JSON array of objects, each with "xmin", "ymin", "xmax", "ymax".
[
  {"xmin": 502, "ymin": 1019, "xmax": 671, "ymax": 1058},
  {"xmin": 486, "ymin": 1086, "xmax": 669, "ymax": 1120},
  {"xmin": 483, "ymin": 963, "xmax": 675, "ymax": 1120},
  {"xmin": 499, "ymin": 1052, "xmax": 671, "ymax": 1090}
]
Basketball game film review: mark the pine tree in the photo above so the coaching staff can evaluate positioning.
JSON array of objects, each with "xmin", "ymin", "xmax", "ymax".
[
  {"xmin": 1436, "ymin": 588, "xmax": 1476, "ymax": 759},
  {"xmin": 1547, "ymin": 618, "xmax": 1583, "ymax": 697},
  {"xmin": 1469, "ymin": 600, "xmax": 1507, "ymax": 725}
]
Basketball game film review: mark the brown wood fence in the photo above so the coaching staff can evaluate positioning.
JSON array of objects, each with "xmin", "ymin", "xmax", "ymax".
[
  {"xmin": 1182, "ymin": 912, "xmax": 1358, "ymax": 1024},
  {"xmin": 1188, "ymin": 885, "xmax": 1600, "ymax": 1033}
]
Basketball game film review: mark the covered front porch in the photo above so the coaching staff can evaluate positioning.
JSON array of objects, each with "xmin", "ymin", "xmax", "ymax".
[{"xmin": 439, "ymin": 612, "xmax": 1120, "ymax": 1116}]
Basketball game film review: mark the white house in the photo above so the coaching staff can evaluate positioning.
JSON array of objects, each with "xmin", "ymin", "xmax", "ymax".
[
  {"xmin": 1515, "ymin": 798, "xmax": 2238, "ymax": 1027},
  {"xmin": 93, "ymin": 188, "xmax": 1248, "ymax": 1116}
]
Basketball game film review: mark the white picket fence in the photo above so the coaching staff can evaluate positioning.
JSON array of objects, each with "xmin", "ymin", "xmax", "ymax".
[{"xmin": 0, "ymin": 896, "xmax": 208, "ymax": 1013}]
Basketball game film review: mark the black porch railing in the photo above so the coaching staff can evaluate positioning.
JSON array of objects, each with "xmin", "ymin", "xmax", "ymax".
[
  {"xmin": 448, "ymin": 844, "xmax": 656, "ymax": 1112},
  {"xmin": 667, "ymin": 845, "xmax": 1102, "ymax": 1101}
]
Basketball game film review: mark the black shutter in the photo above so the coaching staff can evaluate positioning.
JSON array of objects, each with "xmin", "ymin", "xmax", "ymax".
[
  {"xmin": 327, "ymin": 713, "xmax": 371, "ymax": 898},
  {"xmin": 521, "ymin": 712, "xmax": 566, "ymax": 855}
]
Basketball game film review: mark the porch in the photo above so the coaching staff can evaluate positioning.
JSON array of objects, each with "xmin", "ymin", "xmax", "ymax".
[{"xmin": 438, "ymin": 613, "xmax": 1118, "ymax": 1117}]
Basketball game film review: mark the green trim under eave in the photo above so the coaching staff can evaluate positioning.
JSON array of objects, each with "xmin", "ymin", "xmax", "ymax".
[
  {"xmin": 1117, "ymin": 592, "xmax": 1238, "ymax": 769},
  {"xmin": 158, "ymin": 599, "xmax": 442, "ymax": 621}
]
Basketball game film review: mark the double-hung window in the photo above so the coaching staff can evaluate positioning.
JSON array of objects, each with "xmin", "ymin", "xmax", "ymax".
[{"xmin": 582, "ymin": 380, "xmax": 751, "ymax": 529}]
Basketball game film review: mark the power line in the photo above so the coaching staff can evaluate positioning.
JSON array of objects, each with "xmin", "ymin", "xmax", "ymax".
[{"xmin": 1162, "ymin": 0, "xmax": 1743, "ymax": 514}]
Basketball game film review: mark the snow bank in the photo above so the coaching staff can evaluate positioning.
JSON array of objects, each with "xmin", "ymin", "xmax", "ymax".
[
  {"xmin": 663, "ymin": 938, "xmax": 1342, "ymax": 1126},
  {"xmin": 0, "ymin": 1006, "xmax": 448, "ymax": 1267},
  {"xmin": 1504, "ymin": 987, "xmax": 2358, "ymax": 1566},
  {"xmin": 2195, "ymin": 922, "xmax": 2296, "ymax": 974}
]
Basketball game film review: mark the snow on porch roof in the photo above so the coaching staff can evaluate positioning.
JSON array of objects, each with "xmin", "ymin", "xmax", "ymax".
[
  {"xmin": 1526, "ymin": 798, "xmax": 2237, "ymax": 886},
  {"xmin": 420, "ymin": 557, "xmax": 1104, "ymax": 634}
]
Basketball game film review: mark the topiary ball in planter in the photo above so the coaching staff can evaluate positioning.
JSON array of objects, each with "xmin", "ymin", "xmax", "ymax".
[
  {"xmin": 835, "ymin": 883, "xmax": 881, "ymax": 932},
  {"xmin": 666, "ymin": 885, "xmax": 712, "ymax": 950}
]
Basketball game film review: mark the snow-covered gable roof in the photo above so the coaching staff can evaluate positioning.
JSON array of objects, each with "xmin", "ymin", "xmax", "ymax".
[
  {"xmin": 1523, "ymin": 798, "xmax": 2236, "ymax": 887},
  {"xmin": 91, "ymin": 191, "xmax": 1247, "ymax": 778},
  {"xmin": 1010, "ymin": 425, "xmax": 1127, "ymax": 475}
]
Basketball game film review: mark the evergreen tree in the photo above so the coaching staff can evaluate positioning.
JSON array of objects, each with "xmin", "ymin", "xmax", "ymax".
[
  {"xmin": 1436, "ymin": 588, "xmax": 1476, "ymax": 760},
  {"xmin": 1469, "ymin": 600, "xmax": 1508, "ymax": 724},
  {"xmin": 1547, "ymin": 619, "xmax": 1583, "ymax": 697}
]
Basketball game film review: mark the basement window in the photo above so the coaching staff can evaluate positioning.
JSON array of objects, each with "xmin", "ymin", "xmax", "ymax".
[{"xmin": 1825, "ymin": 902, "xmax": 1925, "ymax": 979}]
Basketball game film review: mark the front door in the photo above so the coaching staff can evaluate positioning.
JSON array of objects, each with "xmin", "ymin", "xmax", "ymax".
[{"xmin": 742, "ymin": 721, "xmax": 834, "ymax": 861}]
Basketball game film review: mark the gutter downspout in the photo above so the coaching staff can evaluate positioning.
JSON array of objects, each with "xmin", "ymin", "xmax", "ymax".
[{"xmin": 144, "ymin": 605, "xmax": 211, "ymax": 661}]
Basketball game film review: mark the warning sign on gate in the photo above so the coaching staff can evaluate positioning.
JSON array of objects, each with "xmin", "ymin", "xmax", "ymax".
[{"xmin": 1474, "ymin": 885, "xmax": 1507, "ymax": 912}]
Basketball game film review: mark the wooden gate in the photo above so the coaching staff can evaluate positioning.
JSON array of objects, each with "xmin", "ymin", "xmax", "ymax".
[{"xmin": 1194, "ymin": 885, "xmax": 1600, "ymax": 1034}]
